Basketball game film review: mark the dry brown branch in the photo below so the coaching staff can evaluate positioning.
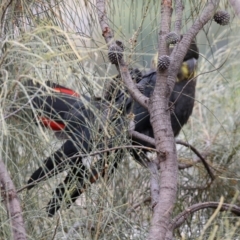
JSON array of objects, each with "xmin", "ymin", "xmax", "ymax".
[{"xmin": 0, "ymin": 159, "xmax": 27, "ymax": 240}]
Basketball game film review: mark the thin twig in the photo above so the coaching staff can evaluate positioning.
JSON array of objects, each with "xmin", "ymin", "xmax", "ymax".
[
  {"xmin": 72, "ymin": 145, "xmax": 158, "ymax": 158},
  {"xmin": 169, "ymin": 201, "xmax": 240, "ymax": 231},
  {"xmin": 128, "ymin": 196, "xmax": 151, "ymax": 212},
  {"xmin": 51, "ymin": 217, "xmax": 60, "ymax": 240},
  {"xmin": 176, "ymin": 140, "xmax": 215, "ymax": 180}
]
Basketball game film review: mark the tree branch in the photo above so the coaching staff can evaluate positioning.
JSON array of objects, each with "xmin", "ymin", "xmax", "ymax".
[
  {"xmin": 148, "ymin": 1, "xmax": 176, "ymax": 239},
  {"xmin": 148, "ymin": 161, "xmax": 160, "ymax": 209},
  {"xmin": 128, "ymin": 196, "xmax": 151, "ymax": 212},
  {"xmin": 170, "ymin": 201, "xmax": 240, "ymax": 231},
  {"xmin": 148, "ymin": 2, "xmax": 220, "ymax": 239},
  {"xmin": 130, "ymin": 131, "xmax": 155, "ymax": 147},
  {"xmin": 0, "ymin": 159, "xmax": 27, "ymax": 240},
  {"xmin": 176, "ymin": 140, "xmax": 215, "ymax": 180},
  {"xmin": 174, "ymin": 0, "xmax": 183, "ymax": 35},
  {"xmin": 129, "ymin": 121, "xmax": 214, "ymax": 181}
]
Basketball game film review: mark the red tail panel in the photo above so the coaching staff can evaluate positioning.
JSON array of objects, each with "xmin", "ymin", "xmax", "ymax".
[
  {"xmin": 53, "ymin": 87, "xmax": 80, "ymax": 97},
  {"xmin": 37, "ymin": 85, "xmax": 79, "ymax": 131},
  {"xmin": 39, "ymin": 117, "xmax": 65, "ymax": 131}
]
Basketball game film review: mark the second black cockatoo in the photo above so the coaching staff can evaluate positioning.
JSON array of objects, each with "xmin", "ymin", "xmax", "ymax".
[{"xmin": 116, "ymin": 39, "xmax": 199, "ymax": 162}]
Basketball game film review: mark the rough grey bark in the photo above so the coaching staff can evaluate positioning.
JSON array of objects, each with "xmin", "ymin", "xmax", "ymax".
[
  {"xmin": 148, "ymin": 1, "xmax": 220, "ymax": 239},
  {"xmin": 148, "ymin": 161, "xmax": 160, "ymax": 208},
  {"xmin": 0, "ymin": 160, "xmax": 27, "ymax": 240},
  {"xmin": 147, "ymin": 1, "xmax": 177, "ymax": 239},
  {"xmin": 174, "ymin": 0, "xmax": 183, "ymax": 35}
]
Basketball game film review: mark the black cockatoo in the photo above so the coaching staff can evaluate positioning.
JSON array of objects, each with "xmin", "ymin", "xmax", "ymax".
[
  {"xmin": 26, "ymin": 81, "xmax": 128, "ymax": 216},
  {"xmin": 26, "ymin": 39, "xmax": 199, "ymax": 216},
  {"xmin": 115, "ymin": 39, "xmax": 199, "ymax": 161}
]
